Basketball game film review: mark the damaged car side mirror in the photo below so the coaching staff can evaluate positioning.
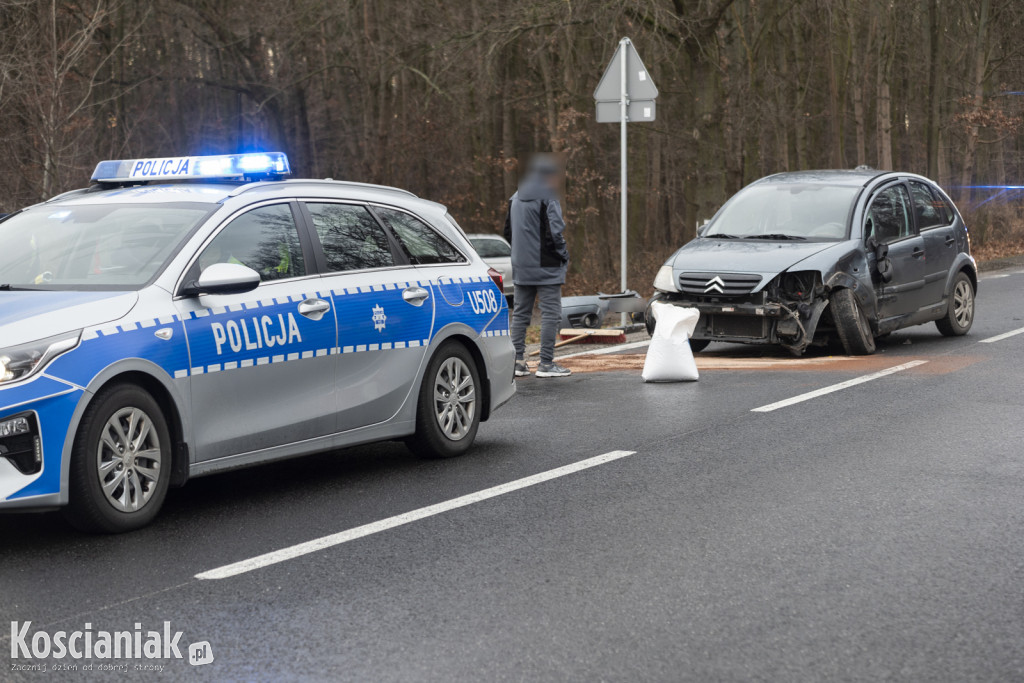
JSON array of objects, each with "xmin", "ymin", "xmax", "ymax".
[{"xmin": 867, "ymin": 236, "xmax": 893, "ymax": 283}]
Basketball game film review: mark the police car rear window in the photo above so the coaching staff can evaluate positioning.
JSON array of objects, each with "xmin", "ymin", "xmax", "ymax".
[
  {"xmin": 306, "ymin": 203, "xmax": 395, "ymax": 272},
  {"xmin": 0, "ymin": 203, "xmax": 211, "ymax": 289},
  {"xmin": 374, "ymin": 208, "xmax": 464, "ymax": 265}
]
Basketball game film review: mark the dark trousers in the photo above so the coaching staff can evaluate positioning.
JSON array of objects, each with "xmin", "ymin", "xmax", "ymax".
[{"xmin": 510, "ymin": 283, "xmax": 562, "ymax": 364}]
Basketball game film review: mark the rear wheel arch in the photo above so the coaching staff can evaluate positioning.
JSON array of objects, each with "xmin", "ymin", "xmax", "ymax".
[
  {"xmin": 958, "ymin": 265, "xmax": 977, "ymax": 295},
  {"xmin": 943, "ymin": 255, "xmax": 978, "ymax": 298}
]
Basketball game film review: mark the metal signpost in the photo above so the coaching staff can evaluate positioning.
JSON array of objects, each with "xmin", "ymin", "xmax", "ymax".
[{"xmin": 594, "ymin": 37, "xmax": 658, "ymax": 325}]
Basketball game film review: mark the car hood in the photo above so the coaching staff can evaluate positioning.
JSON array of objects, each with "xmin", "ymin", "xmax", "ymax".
[
  {"xmin": 0, "ymin": 290, "xmax": 138, "ymax": 348},
  {"xmin": 668, "ymin": 238, "xmax": 839, "ymax": 288}
]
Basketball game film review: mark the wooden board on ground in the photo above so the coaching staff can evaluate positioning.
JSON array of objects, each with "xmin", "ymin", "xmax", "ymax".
[{"xmin": 557, "ymin": 328, "xmax": 627, "ymax": 344}]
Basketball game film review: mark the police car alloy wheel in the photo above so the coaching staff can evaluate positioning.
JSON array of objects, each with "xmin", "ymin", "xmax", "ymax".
[
  {"xmin": 63, "ymin": 385, "xmax": 172, "ymax": 533},
  {"xmin": 408, "ymin": 342, "xmax": 481, "ymax": 459}
]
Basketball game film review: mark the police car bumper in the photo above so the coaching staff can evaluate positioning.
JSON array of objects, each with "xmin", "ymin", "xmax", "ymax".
[{"xmin": 0, "ymin": 375, "xmax": 83, "ymax": 509}]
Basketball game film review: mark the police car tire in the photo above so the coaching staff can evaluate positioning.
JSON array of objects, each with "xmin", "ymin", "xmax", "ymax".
[
  {"xmin": 407, "ymin": 342, "xmax": 481, "ymax": 459},
  {"xmin": 63, "ymin": 385, "xmax": 172, "ymax": 533}
]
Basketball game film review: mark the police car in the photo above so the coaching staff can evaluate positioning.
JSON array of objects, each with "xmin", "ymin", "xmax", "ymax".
[{"xmin": 0, "ymin": 153, "xmax": 514, "ymax": 532}]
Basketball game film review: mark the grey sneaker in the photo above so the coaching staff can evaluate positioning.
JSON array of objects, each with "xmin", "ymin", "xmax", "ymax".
[
  {"xmin": 536, "ymin": 361, "xmax": 572, "ymax": 378},
  {"xmin": 514, "ymin": 360, "xmax": 531, "ymax": 377}
]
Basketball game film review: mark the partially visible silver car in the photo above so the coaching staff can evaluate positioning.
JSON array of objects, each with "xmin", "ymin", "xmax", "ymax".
[{"xmin": 468, "ymin": 234, "xmax": 514, "ymax": 299}]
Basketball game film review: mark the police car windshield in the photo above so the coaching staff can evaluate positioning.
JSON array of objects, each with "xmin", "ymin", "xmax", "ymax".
[
  {"xmin": 704, "ymin": 183, "xmax": 860, "ymax": 241},
  {"xmin": 0, "ymin": 203, "xmax": 212, "ymax": 290}
]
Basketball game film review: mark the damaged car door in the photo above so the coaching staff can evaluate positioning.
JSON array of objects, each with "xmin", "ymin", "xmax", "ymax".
[{"xmin": 865, "ymin": 182, "xmax": 927, "ymax": 323}]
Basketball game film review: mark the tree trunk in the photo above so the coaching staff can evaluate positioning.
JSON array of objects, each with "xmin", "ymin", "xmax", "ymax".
[
  {"xmin": 925, "ymin": 0, "xmax": 942, "ymax": 179},
  {"xmin": 875, "ymin": 23, "xmax": 893, "ymax": 171},
  {"xmin": 959, "ymin": 0, "xmax": 991, "ymax": 204}
]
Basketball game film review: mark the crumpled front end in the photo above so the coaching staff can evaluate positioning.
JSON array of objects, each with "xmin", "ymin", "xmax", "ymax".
[{"xmin": 655, "ymin": 270, "xmax": 823, "ymax": 352}]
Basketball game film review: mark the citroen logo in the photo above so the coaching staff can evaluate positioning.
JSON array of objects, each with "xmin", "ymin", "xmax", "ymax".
[{"xmin": 704, "ymin": 276, "xmax": 726, "ymax": 294}]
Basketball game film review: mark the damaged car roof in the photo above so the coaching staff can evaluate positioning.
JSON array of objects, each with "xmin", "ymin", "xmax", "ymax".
[{"xmin": 755, "ymin": 169, "xmax": 888, "ymax": 187}]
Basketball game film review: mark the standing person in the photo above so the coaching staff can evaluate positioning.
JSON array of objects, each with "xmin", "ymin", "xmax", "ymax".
[{"xmin": 503, "ymin": 155, "xmax": 572, "ymax": 378}]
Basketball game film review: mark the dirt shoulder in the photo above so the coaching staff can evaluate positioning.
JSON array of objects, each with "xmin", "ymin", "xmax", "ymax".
[{"xmin": 978, "ymin": 252, "xmax": 1024, "ymax": 272}]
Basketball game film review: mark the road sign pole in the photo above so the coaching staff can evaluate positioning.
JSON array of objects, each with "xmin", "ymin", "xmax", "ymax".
[
  {"xmin": 619, "ymin": 38, "xmax": 628, "ymax": 327},
  {"xmin": 594, "ymin": 37, "xmax": 657, "ymax": 327}
]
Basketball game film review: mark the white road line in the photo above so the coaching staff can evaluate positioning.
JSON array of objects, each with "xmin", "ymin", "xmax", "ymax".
[
  {"xmin": 559, "ymin": 339, "xmax": 651, "ymax": 360},
  {"xmin": 195, "ymin": 449, "xmax": 638, "ymax": 580},
  {"xmin": 979, "ymin": 326, "xmax": 1024, "ymax": 344},
  {"xmin": 751, "ymin": 360, "xmax": 929, "ymax": 413}
]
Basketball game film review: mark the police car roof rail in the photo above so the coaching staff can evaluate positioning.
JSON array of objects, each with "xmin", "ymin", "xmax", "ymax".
[
  {"xmin": 45, "ymin": 187, "xmax": 95, "ymax": 203},
  {"xmin": 227, "ymin": 178, "xmax": 418, "ymax": 199}
]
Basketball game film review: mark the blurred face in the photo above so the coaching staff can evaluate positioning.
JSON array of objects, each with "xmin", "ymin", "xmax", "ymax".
[{"xmin": 525, "ymin": 154, "xmax": 566, "ymax": 193}]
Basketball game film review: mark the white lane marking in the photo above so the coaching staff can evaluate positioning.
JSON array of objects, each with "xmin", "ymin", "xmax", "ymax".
[
  {"xmin": 751, "ymin": 360, "xmax": 929, "ymax": 413},
  {"xmin": 979, "ymin": 326, "xmax": 1024, "ymax": 344},
  {"xmin": 982, "ymin": 273, "xmax": 1010, "ymax": 280},
  {"xmin": 559, "ymin": 339, "xmax": 651, "ymax": 360},
  {"xmin": 195, "ymin": 450, "xmax": 638, "ymax": 580}
]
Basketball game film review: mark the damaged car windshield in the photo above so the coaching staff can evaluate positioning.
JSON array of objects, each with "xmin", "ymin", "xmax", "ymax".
[{"xmin": 704, "ymin": 183, "xmax": 860, "ymax": 241}]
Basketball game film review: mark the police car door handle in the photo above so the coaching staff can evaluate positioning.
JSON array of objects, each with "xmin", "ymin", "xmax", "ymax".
[
  {"xmin": 402, "ymin": 286, "xmax": 430, "ymax": 307},
  {"xmin": 298, "ymin": 298, "xmax": 330, "ymax": 320}
]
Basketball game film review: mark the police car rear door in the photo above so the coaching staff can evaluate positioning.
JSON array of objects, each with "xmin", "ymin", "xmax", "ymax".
[
  {"xmin": 175, "ymin": 202, "xmax": 338, "ymax": 462},
  {"xmin": 300, "ymin": 201, "xmax": 435, "ymax": 432},
  {"xmin": 373, "ymin": 205, "xmax": 505, "ymax": 343}
]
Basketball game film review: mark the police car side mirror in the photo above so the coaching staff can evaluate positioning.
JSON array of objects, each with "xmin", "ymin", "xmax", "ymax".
[{"xmin": 183, "ymin": 263, "xmax": 261, "ymax": 297}]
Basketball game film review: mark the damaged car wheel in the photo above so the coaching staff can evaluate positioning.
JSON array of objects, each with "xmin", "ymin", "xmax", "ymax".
[
  {"xmin": 688, "ymin": 339, "xmax": 710, "ymax": 353},
  {"xmin": 830, "ymin": 288, "xmax": 876, "ymax": 355}
]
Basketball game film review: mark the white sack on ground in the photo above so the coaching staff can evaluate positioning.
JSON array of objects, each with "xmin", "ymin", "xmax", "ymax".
[{"xmin": 642, "ymin": 302, "xmax": 700, "ymax": 382}]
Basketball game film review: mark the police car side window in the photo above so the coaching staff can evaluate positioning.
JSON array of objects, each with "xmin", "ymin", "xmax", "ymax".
[
  {"xmin": 306, "ymin": 203, "xmax": 395, "ymax": 271},
  {"xmin": 198, "ymin": 204, "xmax": 305, "ymax": 281},
  {"xmin": 375, "ymin": 207, "xmax": 464, "ymax": 265}
]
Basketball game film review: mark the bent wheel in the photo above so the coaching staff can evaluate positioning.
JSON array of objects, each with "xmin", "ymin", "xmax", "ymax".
[
  {"xmin": 407, "ymin": 342, "xmax": 482, "ymax": 459},
  {"xmin": 63, "ymin": 385, "xmax": 172, "ymax": 533},
  {"xmin": 830, "ymin": 288, "xmax": 876, "ymax": 355}
]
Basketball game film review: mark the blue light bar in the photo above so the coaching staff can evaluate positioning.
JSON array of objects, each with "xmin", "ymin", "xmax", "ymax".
[{"xmin": 91, "ymin": 152, "xmax": 291, "ymax": 183}]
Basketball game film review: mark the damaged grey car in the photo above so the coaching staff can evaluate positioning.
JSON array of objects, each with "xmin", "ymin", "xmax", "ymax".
[{"xmin": 647, "ymin": 170, "xmax": 977, "ymax": 355}]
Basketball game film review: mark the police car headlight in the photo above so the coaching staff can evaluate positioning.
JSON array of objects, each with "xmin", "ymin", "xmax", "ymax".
[
  {"xmin": 653, "ymin": 265, "xmax": 678, "ymax": 293},
  {"xmin": 0, "ymin": 332, "xmax": 80, "ymax": 385}
]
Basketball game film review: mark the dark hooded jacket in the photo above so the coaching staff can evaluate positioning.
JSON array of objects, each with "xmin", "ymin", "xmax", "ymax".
[{"xmin": 502, "ymin": 175, "xmax": 570, "ymax": 285}]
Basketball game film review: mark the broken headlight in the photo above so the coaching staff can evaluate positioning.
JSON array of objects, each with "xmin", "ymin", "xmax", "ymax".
[
  {"xmin": 653, "ymin": 265, "xmax": 678, "ymax": 293},
  {"xmin": 0, "ymin": 332, "xmax": 80, "ymax": 385}
]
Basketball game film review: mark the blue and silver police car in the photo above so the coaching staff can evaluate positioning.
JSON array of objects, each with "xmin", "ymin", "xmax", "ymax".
[{"xmin": 0, "ymin": 153, "xmax": 514, "ymax": 532}]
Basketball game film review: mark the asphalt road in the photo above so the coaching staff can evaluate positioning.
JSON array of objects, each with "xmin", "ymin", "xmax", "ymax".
[{"xmin": 2, "ymin": 266, "xmax": 1023, "ymax": 682}]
